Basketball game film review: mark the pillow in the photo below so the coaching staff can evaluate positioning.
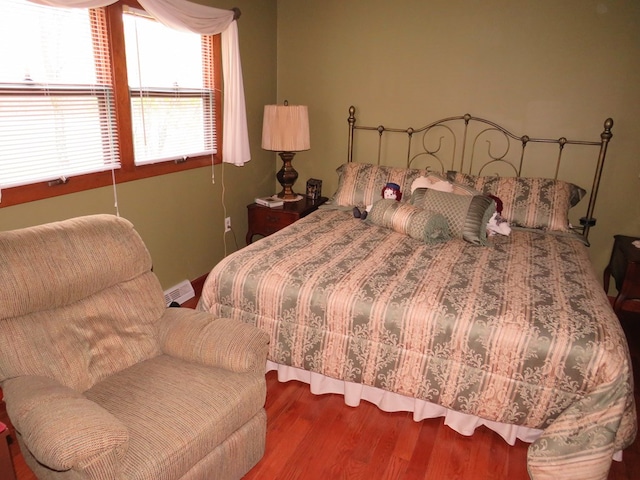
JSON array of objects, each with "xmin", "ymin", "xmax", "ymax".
[
  {"xmin": 368, "ymin": 199, "xmax": 450, "ymax": 244},
  {"xmin": 446, "ymin": 172, "xmax": 586, "ymax": 232},
  {"xmin": 331, "ymin": 162, "xmax": 428, "ymax": 207},
  {"xmin": 449, "ymin": 181, "xmax": 483, "ymax": 197},
  {"xmin": 410, "ymin": 173, "xmax": 454, "ymax": 194},
  {"xmin": 411, "ymin": 173, "xmax": 480, "ymax": 197},
  {"xmin": 411, "ymin": 188, "xmax": 495, "ymax": 245}
]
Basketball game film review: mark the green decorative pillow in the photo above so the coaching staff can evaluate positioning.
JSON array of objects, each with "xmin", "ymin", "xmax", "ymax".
[
  {"xmin": 368, "ymin": 199, "xmax": 450, "ymax": 244},
  {"xmin": 331, "ymin": 162, "xmax": 428, "ymax": 207},
  {"xmin": 446, "ymin": 172, "xmax": 585, "ymax": 232},
  {"xmin": 410, "ymin": 189, "xmax": 495, "ymax": 245}
]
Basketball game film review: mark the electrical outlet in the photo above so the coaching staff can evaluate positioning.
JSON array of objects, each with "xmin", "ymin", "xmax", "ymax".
[{"xmin": 224, "ymin": 217, "xmax": 231, "ymax": 232}]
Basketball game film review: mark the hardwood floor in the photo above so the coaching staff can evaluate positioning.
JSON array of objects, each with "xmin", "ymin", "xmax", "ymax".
[
  {"xmin": 5, "ymin": 308, "xmax": 640, "ymax": 479},
  {"xmin": 245, "ymin": 307, "xmax": 640, "ymax": 480},
  {"xmin": 242, "ymin": 373, "xmax": 530, "ymax": 480}
]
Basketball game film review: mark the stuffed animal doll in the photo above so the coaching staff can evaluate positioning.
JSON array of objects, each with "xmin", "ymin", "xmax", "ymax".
[
  {"xmin": 353, "ymin": 182, "xmax": 402, "ymax": 220},
  {"xmin": 486, "ymin": 194, "xmax": 511, "ymax": 236},
  {"xmin": 381, "ymin": 182, "xmax": 402, "ymax": 201}
]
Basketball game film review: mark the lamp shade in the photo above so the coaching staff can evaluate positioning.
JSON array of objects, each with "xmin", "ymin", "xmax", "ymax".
[{"xmin": 261, "ymin": 104, "xmax": 310, "ymax": 152}]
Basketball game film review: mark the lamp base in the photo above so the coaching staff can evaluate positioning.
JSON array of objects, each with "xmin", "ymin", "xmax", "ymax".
[
  {"xmin": 276, "ymin": 151, "xmax": 299, "ymax": 200},
  {"xmin": 281, "ymin": 194, "xmax": 303, "ymax": 202}
]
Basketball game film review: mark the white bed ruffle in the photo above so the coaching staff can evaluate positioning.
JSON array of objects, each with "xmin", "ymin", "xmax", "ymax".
[
  {"xmin": 272, "ymin": 361, "xmax": 632, "ymax": 468},
  {"xmin": 266, "ymin": 360, "xmax": 624, "ymax": 462},
  {"xmin": 267, "ymin": 360, "xmax": 541, "ymax": 445}
]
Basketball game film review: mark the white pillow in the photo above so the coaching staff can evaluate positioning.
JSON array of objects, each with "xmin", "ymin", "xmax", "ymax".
[{"xmin": 410, "ymin": 174, "xmax": 454, "ymax": 194}]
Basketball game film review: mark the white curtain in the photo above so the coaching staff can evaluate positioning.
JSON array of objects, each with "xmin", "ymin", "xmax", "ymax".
[
  {"xmin": 221, "ymin": 21, "xmax": 250, "ymax": 166},
  {"xmin": 29, "ymin": 0, "xmax": 251, "ymax": 165}
]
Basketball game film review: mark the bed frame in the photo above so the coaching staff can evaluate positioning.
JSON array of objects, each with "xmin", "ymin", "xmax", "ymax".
[{"xmin": 346, "ymin": 106, "xmax": 613, "ymax": 242}]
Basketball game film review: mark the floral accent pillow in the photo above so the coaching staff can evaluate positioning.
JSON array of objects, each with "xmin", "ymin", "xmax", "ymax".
[
  {"xmin": 368, "ymin": 199, "xmax": 450, "ymax": 244},
  {"xmin": 411, "ymin": 173, "xmax": 481, "ymax": 197},
  {"xmin": 446, "ymin": 172, "xmax": 586, "ymax": 232},
  {"xmin": 331, "ymin": 163, "xmax": 429, "ymax": 208},
  {"xmin": 410, "ymin": 173, "xmax": 453, "ymax": 194}
]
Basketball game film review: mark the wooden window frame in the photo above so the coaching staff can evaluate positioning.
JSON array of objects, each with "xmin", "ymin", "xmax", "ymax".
[{"xmin": 0, "ymin": 0, "xmax": 222, "ymax": 208}]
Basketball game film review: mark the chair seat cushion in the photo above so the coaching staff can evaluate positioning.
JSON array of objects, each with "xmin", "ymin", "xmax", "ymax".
[{"xmin": 85, "ymin": 354, "xmax": 266, "ymax": 480}]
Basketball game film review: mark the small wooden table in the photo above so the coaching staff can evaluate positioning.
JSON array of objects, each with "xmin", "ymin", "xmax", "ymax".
[
  {"xmin": 246, "ymin": 196, "xmax": 328, "ymax": 244},
  {"xmin": 604, "ymin": 235, "xmax": 640, "ymax": 314}
]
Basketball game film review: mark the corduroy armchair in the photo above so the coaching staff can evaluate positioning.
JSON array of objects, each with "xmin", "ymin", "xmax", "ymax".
[{"xmin": 0, "ymin": 215, "xmax": 269, "ymax": 480}]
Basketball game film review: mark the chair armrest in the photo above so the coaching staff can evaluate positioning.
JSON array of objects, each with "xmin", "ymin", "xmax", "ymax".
[
  {"xmin": 156, "ymin": 308, "xmax": 269, "ymax": 374},
  {"xmin": 3, "ymin": 375, "xmax": 128, "ymax": 472}
]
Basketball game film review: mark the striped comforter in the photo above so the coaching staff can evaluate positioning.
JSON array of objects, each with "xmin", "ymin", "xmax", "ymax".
[{"xmin": 199, "ymin": 207, "xmax": 636, "ymax": 479}]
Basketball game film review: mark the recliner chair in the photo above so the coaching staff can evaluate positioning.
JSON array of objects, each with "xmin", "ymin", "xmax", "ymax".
[{"xmin": 0, "ymin": 214, "xmax": 269, "ymax": 480}]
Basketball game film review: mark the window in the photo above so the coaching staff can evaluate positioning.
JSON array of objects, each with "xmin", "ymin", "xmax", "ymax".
[
  {"xmin": 0, "ymin": 0, "xmax": 222, "ymax": 207},
  {"xmin": 123, "ymin": 6, "xmax": 217, "ymax": 165}
]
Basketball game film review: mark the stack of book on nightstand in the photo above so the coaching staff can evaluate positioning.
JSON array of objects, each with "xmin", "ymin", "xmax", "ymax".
[{"xmin": 255, "ymin": 196, "xmax": 284, "ymax": 208}]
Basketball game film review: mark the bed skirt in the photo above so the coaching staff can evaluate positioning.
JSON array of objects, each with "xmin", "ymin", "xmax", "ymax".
[{"xmin": 266, "ymin": 359, "xmax": 623, "ymax": 462}]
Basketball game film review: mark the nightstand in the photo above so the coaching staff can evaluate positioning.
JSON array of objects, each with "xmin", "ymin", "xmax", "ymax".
[
  {"xmin": 246, "ymin": 196, "xmax": 328, "ymax": 244},
  {"xmin": 604, "ymin": 235, "xmax": 640, "ymax": 314}
]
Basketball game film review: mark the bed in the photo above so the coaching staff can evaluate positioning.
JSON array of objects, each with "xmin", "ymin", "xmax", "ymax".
[{"xmin": 198, "ymin": 107, "xmax": 636, "ymax": 479}]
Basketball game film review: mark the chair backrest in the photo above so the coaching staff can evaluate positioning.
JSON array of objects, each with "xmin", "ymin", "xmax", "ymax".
[{"xmin": 0, "ymin": 215, "xmax": 165, "ymax": 392}]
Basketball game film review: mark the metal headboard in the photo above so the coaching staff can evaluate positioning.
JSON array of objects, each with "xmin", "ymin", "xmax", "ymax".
[{"xmin": 346, "ymin": 105, "xmax": 613, "ymax": 242}]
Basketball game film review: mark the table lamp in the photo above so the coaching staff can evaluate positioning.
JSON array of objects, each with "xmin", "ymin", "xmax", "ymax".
[{"xmin": 261, "ymin": 101, "xmax": 310, "ymax": 200}]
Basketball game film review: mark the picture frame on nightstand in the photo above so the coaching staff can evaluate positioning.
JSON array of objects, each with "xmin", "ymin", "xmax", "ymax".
[{"xmin": 306, "ymin": 178, "xmax": 322, "ymax": 200}]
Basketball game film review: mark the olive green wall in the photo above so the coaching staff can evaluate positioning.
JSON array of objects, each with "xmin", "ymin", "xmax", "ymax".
[
  {"xmin": 2, "ymin": 1, "xmax": 638, "ymax": 292},
  {"xmin": 277, "ymin": 0, "xmax": 640, "ymax": 289},
  {"xmin": 0, "ymin": 0, "xmax": 278, "ymax": 290}
]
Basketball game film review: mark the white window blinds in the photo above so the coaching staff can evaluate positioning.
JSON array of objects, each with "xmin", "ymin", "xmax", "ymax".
[
  {"xmin": 0, "ymin": 0, "xmax": 120, "ymax": 191},
  {"xmin": 123, "ymin": 7, "xmax": 217, "ymax": 166}
]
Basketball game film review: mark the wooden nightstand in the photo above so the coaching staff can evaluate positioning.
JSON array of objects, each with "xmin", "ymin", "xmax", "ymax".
[
  {"xmin": 246, "ymin": 196, "xmax": 328, "ymax": 244},
  {"xmin": 604, "ymin": 235, "xmax": 640, "ymax": 314}
]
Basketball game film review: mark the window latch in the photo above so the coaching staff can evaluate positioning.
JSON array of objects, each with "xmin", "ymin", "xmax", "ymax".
[{"xmin": 48, "ymin": 176, "xmax": 69, "ymax": 187}]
